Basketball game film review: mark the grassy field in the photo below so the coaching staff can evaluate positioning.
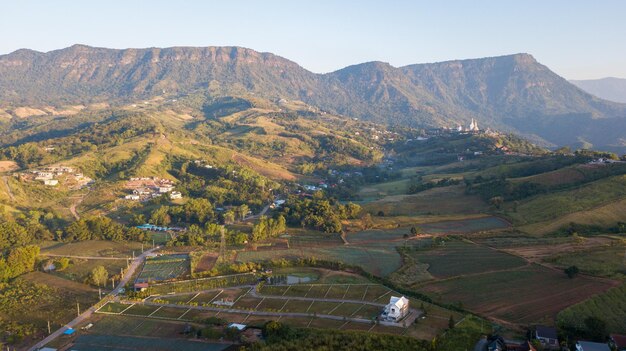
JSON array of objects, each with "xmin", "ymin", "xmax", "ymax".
[
  {"xmin": 557, "ymin": 283, "xmax": 626, "ymax": 334},
  {"xmin": 409, "ymin": 240, "xmax": 527, "ymax": 278},
  {"xmin": 53, "ymin": 257, "xmax": 128, "ymax": 284},
  {"xmin": 7, "ymin": 272, "xmax": 99, "ymax": 338},
  {"xmin": 506, "ymin": 175, "xmax": 626, "ymax": 226},
  {"xmin": 418, "ymin": 264, "xmax": 617, "ymax": 325},
  {"xmin": 40, "ymin": 240, "xmax": 144, "ymax": 258}
]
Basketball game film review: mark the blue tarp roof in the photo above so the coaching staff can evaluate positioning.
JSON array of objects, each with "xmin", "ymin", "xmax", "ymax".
[{"xmin": 63, "ymin": 328, "xmax": 75, "ymax": 335}]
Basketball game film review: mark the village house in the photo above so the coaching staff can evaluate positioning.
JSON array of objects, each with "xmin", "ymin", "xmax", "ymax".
[
  {"xmin": 44, "ymin": 179, "xmax": 59, "ymax": 186},
  {"xmin": 133, "ymin": 282, "xmax": 149, "ymax": 292},
  {"xmin": 169, "ymin": 191, "xmax": 182, "ymax": 199},
  {"xmin": 124, "ymin": 194, "xmax": 140, "ymax": 201},
  {"xmin": 158, "ymin": 185, "xmax": 175, "ymax": 193},
  {"xmin": 381, "ymin": 296, "xmax": 409, "ymax": 322},
  {"xmin": 35, "ymin": 171, "xmax": 54, "ymax": 180},
  {"xmin": 610, "ymin": 334, "xmax": 626, "ymax": 351},
  {"xmin": 133, "ymin": 188, "xmax": 151, "ymax": 196},
  {"xmin": 576, "ymin": 341, "xmax": 611, "ymax": 351},
  {"xmin": 534, "ymin": 325, "xmax": 559, "ymax": 349}
]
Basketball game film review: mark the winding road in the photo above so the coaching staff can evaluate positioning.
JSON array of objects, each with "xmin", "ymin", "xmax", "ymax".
[{"xmin": 27, "ymin": 247, "xmax": 160, "ymax": 351}]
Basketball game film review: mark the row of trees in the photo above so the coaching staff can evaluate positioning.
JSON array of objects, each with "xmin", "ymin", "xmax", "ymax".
[
  {"xmin": 280, "ymin": 194, "xmax": 361, "ymax": 233},
  {"xmin": 64, "ymin": 216, "xmax": 150, "ymax": 242},
  {"xmin": 251, "ymin": 216, "xmax": 287, "ymax": 242}
]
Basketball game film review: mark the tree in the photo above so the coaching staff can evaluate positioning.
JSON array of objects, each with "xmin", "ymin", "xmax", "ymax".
[
  {"xmin": 448, "ymin": 315, "xmax": 455, "ymax": 329},
  {"xmin": 584, "ymin": 316, "xmax": 607, "ymax": 341},
  {"xmin": 223, "ymin": 210, "xmax": 235, "ymax": 224},
  {"xmin": 410, "ymin": 226, "xmax": 420, "ymax": 236},
  {"xmin": 361, "ymin": 213, "xmax": 374, "ymax": 230},
  {"xmin": 489, "ymin": 196, "xmax": 504, "ymax": 210},
  {"xmin": 564, "ymin": 265, "xmax": 579, "ymax": 278},
  {"xmin": 150, "ymin": 206, "xmax": 171, "ymax": 226},
  {"xmin": 56, "ymin": 257, "xmax": 70, "ymax": 270},
  {"xmin": 89, "ymin": 265, "xmax": 108, "ymax": 286},
  {"xmin": 237, "ymin": 204, "xmax": 249, "ymax": 221}
]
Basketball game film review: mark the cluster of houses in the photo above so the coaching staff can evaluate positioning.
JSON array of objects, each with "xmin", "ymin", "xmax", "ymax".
[
  {"xmin": 474, "ymin": 326, "xmax": 626, "ymax": 351},
  {"xmin": 588, "ymin": 158, "xmax": 624, "ymax": 165},
  {"xmin": 18, "ymin": 165, "xmax": 92, "ymax": 188},
  {"xmin": 123, "ymin": 177, "xmax": 181, "ymax": 201}
]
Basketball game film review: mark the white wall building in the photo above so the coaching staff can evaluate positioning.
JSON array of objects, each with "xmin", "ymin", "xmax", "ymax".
[{"xmin": 381, "ymin": 296, "xmax": 409, "ymax": 322}]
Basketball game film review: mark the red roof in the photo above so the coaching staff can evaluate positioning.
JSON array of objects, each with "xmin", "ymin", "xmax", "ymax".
[
  {"xmin": 134, "ymin": 282, "xmax": 149, "ymax": 288},
  {"xmin": 611, "ymin": 334, "xmax": 626, "ymax": 348}
]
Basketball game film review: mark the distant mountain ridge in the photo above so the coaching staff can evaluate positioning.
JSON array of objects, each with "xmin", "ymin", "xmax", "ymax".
[
  {"xmin": 1, "ymin": 44, "xmax": 625, "ymax": 151},
  {"xmin": 570, "ymin": 77, "xmax": 626, "ymax": 104}
]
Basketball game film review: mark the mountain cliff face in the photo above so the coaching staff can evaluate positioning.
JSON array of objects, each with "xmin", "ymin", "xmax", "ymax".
[{"xmin": 1, "ymin": 45, "xmax": 625, "ymax": 150}]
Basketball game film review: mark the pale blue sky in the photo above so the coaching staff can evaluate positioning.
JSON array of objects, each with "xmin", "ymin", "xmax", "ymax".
[{"xmin": 1, "ymin": 0, "xmax": 625, "ymax": 79}]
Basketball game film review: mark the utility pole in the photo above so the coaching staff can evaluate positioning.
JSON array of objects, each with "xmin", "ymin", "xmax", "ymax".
[
  {"xmin": 152, "ymin": 239, "xmax": 155, "ymax": 248},
  {"xmin": 99, "ymin": 288, "xmax": 102, "ymax": 300},
  {"xmin": 76, "ymin": 301, "xmax": 80, "ymax": 316},
  {"xmin": 112, "ymin": 277, "xmax": 115, "ymax": 289},
  {"xmin": 141, "ymin": 243, "xmax": 144, "ymax": 252},
  {"xmin": 48, "ymin": 320, "xmax": 51, "ymax": 334},
  {"xmin": 219, "ymin": 226, "xmax": 226, "ymax": 263}
]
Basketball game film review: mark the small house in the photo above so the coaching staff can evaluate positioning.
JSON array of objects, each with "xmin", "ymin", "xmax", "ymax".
[
  {"xmin": 133, "ymin": 188, "xmax": 151, "ymax": 195},
  {"xmin": 227, "ymin": 323, "xmax": 247, "ymax": 331},
  {"xmin": 134, "ymin": 282, "xmax": 149, "ymax": 292},
  {"xmin": 534, "ymin": 325, "xmax": 559, "ymax": 349},
  {"xmin": 44, "ymin": 179, "xmax": 59, "ymax": 186},
  {"xmin": 381, "ymin": 296, "xmax": 409, "ymax": 322},
  {"xmin": 125, "ymin": 194, "xmax": 140, "ymax": 200},
  {"xmin": 35, "ymin": 172, "xmax": 54, "ymax": 180},
  {"xmin": 576, "ymin": 341, "xmax": 611, "ymax": 351},
  {"xmin": 610, "ymin": 334, "xmax": 626, "ymax": 351},
  {"xmin": 158, "ymin": 185, "xmax": 174, "ymax": 193},
  {"xmin": 169, "ymin": 191, "xmax": 182, "ymax": 199}
]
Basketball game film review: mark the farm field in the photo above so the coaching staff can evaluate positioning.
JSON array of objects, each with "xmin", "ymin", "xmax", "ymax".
[
  {"xmin": 543, "ymin": 243, "xmax": 626, "ymax": 279},
  {"xmin": 70, "ymin": 334, "xmax": 230, "ymax": 351},
  {"xmin": 136, "ymin": 254, "xmax": 190, "ymax": 283},
  {"xmin": 45, "ymin": 314, "xmax": 230, "ymax": 351},
  {"xmin": 417, "ymin": 264, "xmax": 618, "ymax": 325},
  {"xmin": 506, "ymin": 175, "xmax": 626, "ymax": 225},
  {"xmin": 237, "ymin": 242, "xmax": 402, "ymax": 276},
  {"xmin": 362, "ymin": 185, "xmax": 489, "ymax": 216},
  {"xmin": 518, "ymin": 197, "xmax": 626, "ymax": 235},
  {"xmin": 418, "ymin": 216, "xmax": 510, "ymax": 234},
  {"xmin": 557, "ymin": 283, "xmax": 626, "ymax": 334},
  {"xmin": 409, "ymin": 240, "xmax": 527, "ymax": 278}
]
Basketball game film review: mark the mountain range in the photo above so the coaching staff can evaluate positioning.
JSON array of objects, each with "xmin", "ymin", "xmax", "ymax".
[
  {"xmin": 1, "ymin": 44, "xmax": 625, "ymax": 151},
  {"xmin": 570, "ymin": 77, "xmax": 626, "ymax": 104}
]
